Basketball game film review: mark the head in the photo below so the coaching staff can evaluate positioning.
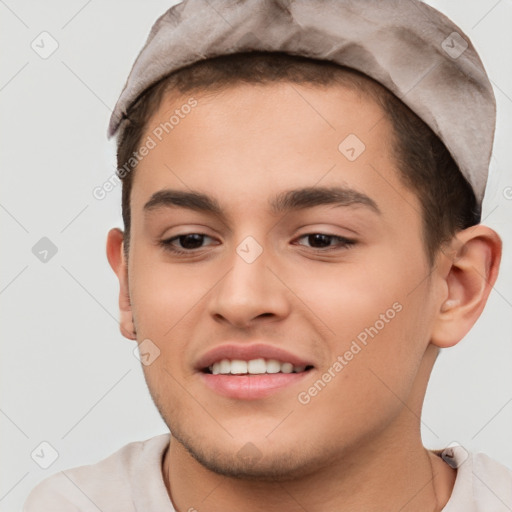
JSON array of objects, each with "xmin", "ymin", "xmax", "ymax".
[{"xmin": 107, "ymin": 52, "xmax": 501, "ymax": 479}]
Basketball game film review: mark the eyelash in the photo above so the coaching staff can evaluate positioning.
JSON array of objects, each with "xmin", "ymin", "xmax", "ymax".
[{"xmin": 159, "ymin": 232, "xmax": 356, "ymax": 256}]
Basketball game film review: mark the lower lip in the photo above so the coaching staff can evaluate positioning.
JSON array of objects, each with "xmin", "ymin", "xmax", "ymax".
[{"xmin": 199, "ymin": 371, "xmax": 311, "ymax": 400}]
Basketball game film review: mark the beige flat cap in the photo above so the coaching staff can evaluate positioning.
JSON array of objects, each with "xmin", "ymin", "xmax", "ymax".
[{"xmin": 108, "ymin": 0, "xmax": 496, "ymax": 205}]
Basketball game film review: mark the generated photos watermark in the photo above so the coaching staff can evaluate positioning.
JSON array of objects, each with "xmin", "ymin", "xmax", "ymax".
[
  {"xmin": 297, "ymin": 301, "xmax": 403, "ymax": 405},
  {"xmin": 93, "ymin": 97, "xmax": 198, "ymax": 201}
]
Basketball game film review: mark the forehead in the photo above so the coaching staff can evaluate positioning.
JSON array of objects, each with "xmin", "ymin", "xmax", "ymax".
[{"xmin": 130, "ymin": 81, "xmax": 419, "ymax": 222}]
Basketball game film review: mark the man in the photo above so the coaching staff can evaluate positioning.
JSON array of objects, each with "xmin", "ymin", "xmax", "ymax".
[{"xmin": 24, "ymin": 0, "xmax": 511, "ymax": 510}]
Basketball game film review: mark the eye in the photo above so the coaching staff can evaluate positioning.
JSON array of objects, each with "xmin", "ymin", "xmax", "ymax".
[
  {"xmin": 160, "ymin": 233, "xmax": 217, "ymax": 255},
  {"xmin": 159, "ymin": 232, "xmax": 356, "ymax": 256},
  {"xmin": 294, "ymin": 233, "xmax": 356, "ymax": 251}
]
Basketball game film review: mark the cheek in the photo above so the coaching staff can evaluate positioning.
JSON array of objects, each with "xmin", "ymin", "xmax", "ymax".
[
  {"xmin": 286, "ymin": 249, "xmax": 424, "ymax": 346},
  {"xmin": 129, "ymin": 253, "xmax": 220, "ymax": 333},
  {"xmin": 294, "ymin": 249, "xmax": 432, "ymax": 404},
  {"xmin": 129, "ymin": 254, "xmax": 233, "ymax": 381},
  {"xmin": 293, "ymin": 301, "xmax": 429, "ymax": 447}
]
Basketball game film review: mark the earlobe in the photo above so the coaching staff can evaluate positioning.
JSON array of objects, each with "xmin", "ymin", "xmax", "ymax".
[
  {"xmin": 106, "ymin": 228, "xmax": 137, "ymax": 341},
  {"xmin": 431, "ymin": 225, "xmax": 502, "ymax": 348}
]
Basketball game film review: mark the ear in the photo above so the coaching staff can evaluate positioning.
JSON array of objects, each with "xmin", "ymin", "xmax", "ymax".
[
  {"xmin": 431, "ymin": 224, "xmax": 502, "ymax": 348},
  {"xmin": 106, "ymin": 228, "xmax": 136, "ymax": 340}
]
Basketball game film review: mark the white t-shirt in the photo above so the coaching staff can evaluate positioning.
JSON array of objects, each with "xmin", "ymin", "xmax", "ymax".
[{"xmin": 23, "ymin": 434, "xmax": 512, "ymax": 511}]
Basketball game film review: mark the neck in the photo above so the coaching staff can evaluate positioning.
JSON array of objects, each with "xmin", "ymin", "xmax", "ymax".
[
  {"xmin": 162, "ymin": 345, "xmax": 456, "ymax": 511},
  {"xmin": 163, "ymin": 423, "xmax": 455, "ymax": 512}
]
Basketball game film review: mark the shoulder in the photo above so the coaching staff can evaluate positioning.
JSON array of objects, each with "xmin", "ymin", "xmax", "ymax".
[
  {"xmin": 439, "ymin": 446, "xmax": 512, "ymax": 511},
  {"xmin": 471, "ymin": 451, "xmax": 512, "ymax": 508},
  {"xmin": 23, "ymin": 434, "xmax": 171, "ymax": 512}
]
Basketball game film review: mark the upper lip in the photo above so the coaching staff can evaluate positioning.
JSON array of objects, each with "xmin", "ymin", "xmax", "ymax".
[{"xmin": 195, "ymin": 343, "xmax": 315, "ymax": 371}]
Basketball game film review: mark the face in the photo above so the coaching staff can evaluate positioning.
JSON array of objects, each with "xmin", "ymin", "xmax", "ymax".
[{"xmin": 124, "ymin": 82, "xmax": 441, "ymax": 479}]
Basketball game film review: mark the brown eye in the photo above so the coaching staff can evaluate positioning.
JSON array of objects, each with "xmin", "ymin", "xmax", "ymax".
[
  {"xmin": 160, "ymin": 233, "xmax": 216, "ymax": 254},
  {"xmin": 295, "ymin": 233, "xmax": 356, "ymax": 251},
  {"xmin": 174, "ymin": 234, "xmax": 206, "ymax": 250}
]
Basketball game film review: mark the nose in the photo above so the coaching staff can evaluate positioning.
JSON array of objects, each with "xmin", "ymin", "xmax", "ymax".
[{"xmin": 207, "ymin": 238, "xmax": 291, "ymax": 329}]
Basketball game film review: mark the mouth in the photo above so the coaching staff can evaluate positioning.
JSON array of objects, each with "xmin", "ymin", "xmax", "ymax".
[
  {"xmin": 195, "ymin": 343, "xmax": 315, "ymax": 399},
  {"xmin": 196, "ymin": 345, "xmax": 315, "ymax": 400}
]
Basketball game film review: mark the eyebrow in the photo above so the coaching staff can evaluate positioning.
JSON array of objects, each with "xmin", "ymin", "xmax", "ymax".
[{"xmin": 143, "ymin": 186, "xmax": 381, "ymax": 218}]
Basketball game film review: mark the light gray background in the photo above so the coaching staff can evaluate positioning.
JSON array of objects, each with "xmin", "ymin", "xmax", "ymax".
[{"xmin": 1, "ymin": 1, "xmax": 511, "ymax": 510}]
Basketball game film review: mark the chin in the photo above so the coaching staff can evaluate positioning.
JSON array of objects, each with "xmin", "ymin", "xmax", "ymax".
[{"xmin": 169, "ymin": 425, "xmax": 329, "ymax": 482}]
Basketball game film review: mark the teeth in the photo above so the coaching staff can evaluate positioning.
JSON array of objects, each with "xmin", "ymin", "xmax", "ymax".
[
  {"xmin": 230, "ymin": 360, "xmax": 247, "ymax": 374},
  {"xmin": 219, "ymin": 359, "xmax": 230, "ymax": 374},
  {"xmin": 266, "ymin": 359, "xmax": 281, "ymax": 373},
  {"xmin": 247, "ymin": 358, "xmax": 266, "ymax": 374},
  {"xmin": 208, "ymin": 358, "xmax": 308, "ymax": 375},
  {"xmin": 281, "ymin": 362, "xmax": 293, "ymax": 374}
]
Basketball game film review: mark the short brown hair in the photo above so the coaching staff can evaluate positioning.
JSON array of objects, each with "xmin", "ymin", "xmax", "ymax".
[{"xmin": 115, "ymin": 51, "xmax": 480, "ymax": 265}]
